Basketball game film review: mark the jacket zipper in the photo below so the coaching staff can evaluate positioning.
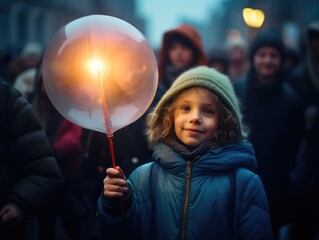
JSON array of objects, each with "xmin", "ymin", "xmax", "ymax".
[{"xmin": 181, "ymin": 160, "xmax": 192, "ymax": 240}]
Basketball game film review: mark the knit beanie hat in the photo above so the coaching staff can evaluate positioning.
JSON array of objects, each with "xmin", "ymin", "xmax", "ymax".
[
  {"xmin": 153, "ymin": 66, "xmax": 247, "ymax": 137},
  {"xmin": 250, "ymin": 30, "xmax": 285, "ymax": 61}
]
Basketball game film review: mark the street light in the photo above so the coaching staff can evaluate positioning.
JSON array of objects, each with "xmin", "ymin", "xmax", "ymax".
[
  {"xmin": 242, "ymin": 8, "xmax": 265, "ymax": 28},
  {"xmin": 242, "ymin": 8, "xmax": 265, "ymax": 42}
]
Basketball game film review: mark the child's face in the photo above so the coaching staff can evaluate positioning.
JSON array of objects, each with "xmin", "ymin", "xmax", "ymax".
[
  {"xmin": 253, "ymin": 46, "xmax": 281, "ymax": 80},
  {"xmin": 173, "ymin": 88, "xmax": 218, "ymax": 147},
  {"xmin": 168, "ymin": 41, "xmax": 194, "ymax": 69}
]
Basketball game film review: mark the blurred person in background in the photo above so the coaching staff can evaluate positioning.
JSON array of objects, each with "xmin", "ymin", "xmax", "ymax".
[
  {"xmin": 225, "ymin": 37, "xmax": 250, "ymax": 82},
  {"xmin": 0, "ymin": 78, "xmax": 62, "ymax": 240},
  {"xmin": 207, "ymin": 48, "xmax": 229, "ymax": 75},
  {"xmin": 233, "ymin": 29, "xmax": 304, "ymax": 240},
  {"xmin": 29, "ymin": 61, "xmax": 85, "ymax": 240},
  {"xmin": 158, "ymin": 24, "xmax": 207, "ymax": 91},
  {"xmin": 284, "ymin": 47, "xmax": 300, "ymax": 76},
  {"xmin": 7, "ymin": 42, "xmax": 43, "ymax": 84},
  {"xmin": 288, "ymin": 19, "xmax": 319, "ymax": 240}
]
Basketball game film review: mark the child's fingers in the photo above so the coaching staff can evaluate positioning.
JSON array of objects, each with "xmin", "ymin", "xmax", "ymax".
[
  {"xmin": 115, "ymin": 166, "xmax": 126, "ymax": 180},
  {"xmin": 106, "ymin": 167, "xmax": 124, "ymax": 179},
  {"xmin": 105, "ymin": 184, "xmax": 128, "ymax": 194},
  {"xmin": 103, "ymin": 167, "xmax": 129, "ymax": 198},
  {"xmin": 104, "ymin": 190, "xmax": 126, "ymax": 198},
  {"xmin": 104, "ymin": 178, "xmax": 128, "ymax": 197},
  {"xmin": 104, "ymin": 177, "xmax": 127, "ymax": 187}
]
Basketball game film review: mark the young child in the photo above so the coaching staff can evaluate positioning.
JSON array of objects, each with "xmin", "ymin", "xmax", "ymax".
[{"xmin": 97, "ymin": 66, "xmax": 273, "ymax": 240}]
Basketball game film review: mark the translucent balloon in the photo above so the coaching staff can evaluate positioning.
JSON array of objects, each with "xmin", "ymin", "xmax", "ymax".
[{"xmin": 42, "ymin": 15, "xmax": 158, "ymax": 136}]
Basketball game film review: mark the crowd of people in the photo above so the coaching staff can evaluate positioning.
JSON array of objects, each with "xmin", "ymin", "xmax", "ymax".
[{"xmin": 0, "ymin": 18, "xmax": 318, "ymax": 240}]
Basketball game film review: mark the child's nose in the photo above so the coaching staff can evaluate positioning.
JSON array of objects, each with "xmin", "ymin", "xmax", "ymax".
[{"xmin": 189, "ymin": 110, "xmax": 201, "ymax": 123}]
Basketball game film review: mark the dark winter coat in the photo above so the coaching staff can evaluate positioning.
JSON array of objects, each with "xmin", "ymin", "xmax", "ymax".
[
  {"xmin": 97, "ymin": 141, "xmax": 273, "ymax": 240},
  {"xmin": 288, "ymin": 20, "xmax": 319, "ymax": 108},
  {"xmin": 234, "ymin": 73, "xmax": 303, "ymax": 203},
  {"xmin": 0, "ymin": 78, "xmax": 62, "ymax": 216},
  {"xmin": 233, "ymin": 31, "xmax": 304, "ymax": 229}
]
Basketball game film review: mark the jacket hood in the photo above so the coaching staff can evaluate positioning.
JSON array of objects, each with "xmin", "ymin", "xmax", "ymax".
[
  {"xmin": 158, "ymin": 24, "xmax": 207, "ymax": 80},
  {"xmin": 153, "ymin": 140, "xmax": 257, "ymax": 176}
]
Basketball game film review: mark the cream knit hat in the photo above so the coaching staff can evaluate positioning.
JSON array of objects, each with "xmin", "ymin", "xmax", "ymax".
[{"xmin": 153, "ymin": 66, "xmax": 247, "ymax": 137}]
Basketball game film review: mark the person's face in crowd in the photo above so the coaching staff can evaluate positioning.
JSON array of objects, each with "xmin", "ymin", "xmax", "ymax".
[
  {"xmin": 174, "ymin": 88, "xmax": 218, "ymax": 147},
  {"xmin": 253, "ymin": 46, "xmax": 281, "ymax": 81},
  {"xmin": 168, "ymin": 41, "xmax": 194, "ymax": 69},
  {"xmin": 228, "ymin": 47, "xmax": 246, "ymax": 70},
  {"xmin": 309, "ymin": 31, "xmax": 319, "ymax": 60}
]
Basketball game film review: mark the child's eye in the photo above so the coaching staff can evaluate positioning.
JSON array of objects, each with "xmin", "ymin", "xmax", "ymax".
[
  {"xmin": 180, "ymin": 105, "xmax": 190, "ymax": 111},
  {"xmin": 202, "ymin": 108, "xmax": 215, "ymax": 115}
]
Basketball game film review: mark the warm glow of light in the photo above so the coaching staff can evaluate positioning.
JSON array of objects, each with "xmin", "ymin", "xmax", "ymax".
[
  {"xmin": 243, "ymin": 8, "xmax": 265, "ymax": 28},
  {"xmin": 89, "ymin": 58, "xmax": 103, "ymax": 74}
]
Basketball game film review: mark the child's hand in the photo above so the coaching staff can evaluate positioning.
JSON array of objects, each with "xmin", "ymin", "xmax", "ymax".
[{"xmin": 103, "ymin": 166, "xmax": 129, "ymax": 198}]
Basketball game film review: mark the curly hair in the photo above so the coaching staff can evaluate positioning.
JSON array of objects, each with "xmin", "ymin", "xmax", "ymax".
[{"xmin": 146, "ymin": 87, "xmax": 247, "ymax": 148}]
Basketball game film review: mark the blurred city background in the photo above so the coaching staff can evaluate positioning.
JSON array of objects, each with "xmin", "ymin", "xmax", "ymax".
[
  {"xmin": 1, "ymin": 1, "xmax": 319, "ymax": 240},
  {"xmin": 0, "ymin": 0, "xmax": 318, "ymax": 57}
]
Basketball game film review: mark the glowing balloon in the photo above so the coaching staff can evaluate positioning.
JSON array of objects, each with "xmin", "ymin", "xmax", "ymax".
[{"xmin": 42, "ymin": 15, "xmax": 158, "ymax": 136}]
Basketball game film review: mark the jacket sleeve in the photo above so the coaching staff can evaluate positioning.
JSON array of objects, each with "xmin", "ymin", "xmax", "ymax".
[
  {"xmin": 97, "ymin": 194, "xmax": 139, "ymax": 240},
  {"xmin": 237, "ymin": 172, "xmax": 274, "ymax": 240},
  {"xmin": 8, "ymin": 91, "xmax": 63, "ymax": 216}
]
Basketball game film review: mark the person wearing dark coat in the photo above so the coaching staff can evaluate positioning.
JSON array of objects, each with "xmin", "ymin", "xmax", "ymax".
[
  {"xmin": 233, "ymin": 30, "xmax": 304, "ymax": 239},
  {"xmin": 0, "ymin": 78, "xmax": 62, "ymax": 240},
  {"xmin": 287, "ymin": 19, "xmax": 319, "ymax": 240},
  {"xmin": 29, "ymin": 63, "xmax": 84, "ymax": 240}
]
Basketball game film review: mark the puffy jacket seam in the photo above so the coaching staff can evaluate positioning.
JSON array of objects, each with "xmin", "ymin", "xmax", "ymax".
[{"xmin": 241, "ymin": 174, "xmax": 269, "ymax": 213}]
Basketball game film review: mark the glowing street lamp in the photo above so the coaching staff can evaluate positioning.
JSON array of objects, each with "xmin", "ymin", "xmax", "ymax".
[{"xmin": 242, "ymin": 8, "xmax": 265, "ymax": 28}]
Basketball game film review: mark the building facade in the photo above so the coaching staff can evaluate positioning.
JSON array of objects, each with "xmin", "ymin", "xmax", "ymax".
[{"xmin": 0, "ymin": 0, "xmax": 145, "ymax": 56}]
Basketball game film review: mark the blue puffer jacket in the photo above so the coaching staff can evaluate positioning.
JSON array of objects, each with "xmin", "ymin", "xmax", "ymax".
[{"xmin": 97, "ymin": 141, "xmax": 273, "ymax": 240}]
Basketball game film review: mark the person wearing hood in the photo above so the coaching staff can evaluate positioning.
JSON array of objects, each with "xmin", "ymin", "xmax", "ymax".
[
  {"xmin": 97, "ymin": 66, "xmax": 273, "ymax": 240},
  {"xmin": 233, "ymin": 30, "xmax": 304, "ymax": 239},
  {"xmin": 288, "ymin": 20, "xmax": 319, "ymax": 240},
  {"xmin": 158, "ymin": 24, "xmax": 207, "ymax": 91}
]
